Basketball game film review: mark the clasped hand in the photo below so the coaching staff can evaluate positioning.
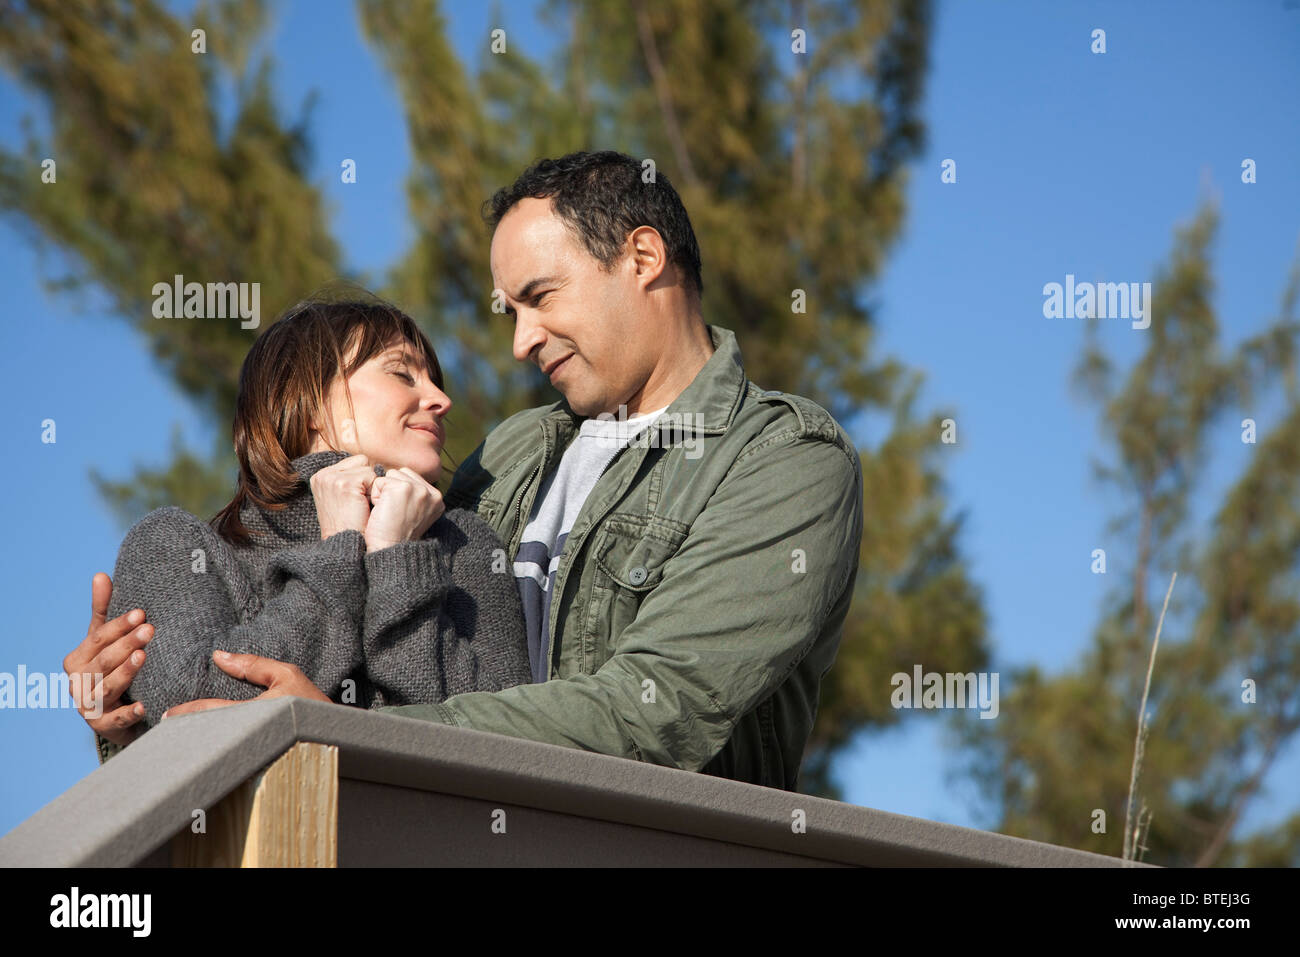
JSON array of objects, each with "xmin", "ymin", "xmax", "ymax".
[{"xmin": 311, "ymin": 453, "xmax": 445, "ymax": 551}]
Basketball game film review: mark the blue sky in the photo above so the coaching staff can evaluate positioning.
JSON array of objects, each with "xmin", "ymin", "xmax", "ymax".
[{"xmin": 2, "ymin": 0, "xmax": 1297, "ymax": 846}]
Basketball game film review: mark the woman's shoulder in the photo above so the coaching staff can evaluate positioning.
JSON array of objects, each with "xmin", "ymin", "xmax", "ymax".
[
  {"xmin": 126, "ymin": 504, "xmax": 213, "ymax": 535},
  {"xmin": 109, "ymin": 508, "xmax": 237, "ymax": 612},
  {"xmin": 118, "ymin": 506, "xmax": 223, "ymax": 557},
  {"xmin": 106, "ymin": 505, "xmax": 268, "ymax": 646}
]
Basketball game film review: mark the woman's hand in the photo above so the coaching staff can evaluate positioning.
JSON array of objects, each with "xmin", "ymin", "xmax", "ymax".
[
  {"xmin": 363, "ymin": 467, "xmax": 445, "ymax": 552},
  {"xmin": 310, "ymin": 453, "xmax": 376, "ymax": 540}
]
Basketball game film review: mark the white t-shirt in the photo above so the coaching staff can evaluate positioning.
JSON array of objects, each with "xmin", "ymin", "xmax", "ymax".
[{"xmin": 514, "ymin": 405, "xmax": 668, "ymax": 683}]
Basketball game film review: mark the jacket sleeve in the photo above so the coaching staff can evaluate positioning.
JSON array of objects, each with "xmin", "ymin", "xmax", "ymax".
[
  {"xmin": 104, "ymin": 506, "xmax": 368, "ymax": 736},
  {"xmin": 361, "ymin": 509, "xmax": 531, "ymax": 705},
  {"xmin": 94, "ymin": 733, "xmax": 126, "ymax": 766},
  {"xmin": 377, "ymin": 434, "xmax": 863, "ymax": 773}
]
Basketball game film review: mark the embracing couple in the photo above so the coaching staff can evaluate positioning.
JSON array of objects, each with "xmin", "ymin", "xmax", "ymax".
[{"xmin": 64, "ymin": 150, "xmax": 865, "ymax": 792}]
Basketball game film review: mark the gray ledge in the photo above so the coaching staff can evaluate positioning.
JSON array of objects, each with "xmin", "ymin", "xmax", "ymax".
[{"xmin": 0, "ymin": 698, "xmax": 1145, "ymax": 867}]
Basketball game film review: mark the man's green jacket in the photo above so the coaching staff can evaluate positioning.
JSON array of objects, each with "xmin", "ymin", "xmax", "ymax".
[{"xmin": 380, "ymin": 324, "xmax": 864, "ymax": 791}]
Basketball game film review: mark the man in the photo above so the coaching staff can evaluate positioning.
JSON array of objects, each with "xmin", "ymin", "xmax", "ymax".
[{"xmin": 67, "ymin": 150, "xmax": 863, "ymax": 791}]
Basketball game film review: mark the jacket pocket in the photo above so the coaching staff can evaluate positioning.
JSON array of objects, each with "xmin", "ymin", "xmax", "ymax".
[{"xmin": 584, "ymin": 518, "xmax": 687, "ymax": 667}]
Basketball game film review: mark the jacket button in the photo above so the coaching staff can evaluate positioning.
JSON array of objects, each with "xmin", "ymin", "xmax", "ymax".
[
  {"xmin": 761, "ymin": 389, "xmax": 781, "ymax": 397},
  {"xmin": 628, "ymin": 565, "xmax": 648, "ymax": 585}
]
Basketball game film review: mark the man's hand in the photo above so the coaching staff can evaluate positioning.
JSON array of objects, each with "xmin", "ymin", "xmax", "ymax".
[
  {"xmin": 64, "ymin": 573, "xmax": 152, "ymax": 747},
  {"xmin": 364, "ymin": 467, "xmax": 444, "ymax": 552},
  {"xmin": 161, "ymin": 651, "xmax": 331, "ymax": 719}
]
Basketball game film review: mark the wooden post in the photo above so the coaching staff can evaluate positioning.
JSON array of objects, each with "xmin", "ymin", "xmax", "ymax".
[{"xmin": 171, "ymin": 742, "xmax": 338, "ymax": 867}]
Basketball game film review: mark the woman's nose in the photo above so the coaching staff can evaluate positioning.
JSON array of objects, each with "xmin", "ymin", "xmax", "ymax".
[{"xmin": 424, "ymin": 384, "xmax": 452, "ymax": 415}]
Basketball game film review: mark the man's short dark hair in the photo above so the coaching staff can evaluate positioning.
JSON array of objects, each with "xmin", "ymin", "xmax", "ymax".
[{"xmin": 484, "ymin": 150, "xmax": 704, "ymax": 299}]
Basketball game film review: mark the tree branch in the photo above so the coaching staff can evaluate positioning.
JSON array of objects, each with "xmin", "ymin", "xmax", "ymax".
[{"xmin": 632, "ymin": 0, "xmax": 700, "ymax": 190}]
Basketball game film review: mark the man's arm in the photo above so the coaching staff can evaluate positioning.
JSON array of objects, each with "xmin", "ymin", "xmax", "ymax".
[{"xmin": 379, "ymin": 433, "xmax": 863, "ymax": 773}]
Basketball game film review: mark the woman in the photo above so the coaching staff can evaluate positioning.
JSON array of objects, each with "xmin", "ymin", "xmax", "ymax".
[{"xmin": 94, "ymin": 296, "xmax": 531, "ymax": 762}]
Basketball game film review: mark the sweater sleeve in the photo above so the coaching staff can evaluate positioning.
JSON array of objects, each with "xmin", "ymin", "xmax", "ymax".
[
  {"xmin": 105, "ymin": 506, "xmax": 367, "ymax": 733},
  {"xmin": 361, "ymin": 508, "xmax": 531, "ymax": 706}
]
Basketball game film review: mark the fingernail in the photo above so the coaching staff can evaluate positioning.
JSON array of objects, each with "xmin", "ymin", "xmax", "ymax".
[
  {"xmin": 134, "ymin": 703, "xmax": 144, "ymax": 716},
  {"xmin": 215, "ymin": 650, "xmax": 230, "ymax": 659},
  {"xmin": 160, "ymin": 710, "xmax": 169, "ymax": 721}
]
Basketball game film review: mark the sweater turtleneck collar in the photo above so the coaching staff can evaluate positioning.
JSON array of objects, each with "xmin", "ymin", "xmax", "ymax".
[
  {"xmin": 289, "ymin": 448, "xmax": 358, "ymax": 484},
  {"xmin": 235, "ymin": 449, "xmax": 361, "ymax": 548}
]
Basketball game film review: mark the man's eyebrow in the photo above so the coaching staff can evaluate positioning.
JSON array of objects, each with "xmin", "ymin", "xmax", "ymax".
[{"xmin": 507, "ymin": 276, "xmax": 562, "ymax": 302}]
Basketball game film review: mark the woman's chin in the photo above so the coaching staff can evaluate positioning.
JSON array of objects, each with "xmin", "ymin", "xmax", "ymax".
[{"xmin": 385, "ymin": 447, "xmax": 441, "ymax": 485}]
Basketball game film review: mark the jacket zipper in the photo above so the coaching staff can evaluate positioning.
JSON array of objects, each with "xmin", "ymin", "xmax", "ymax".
[
  {"xmin": 510, "ymin": 462, "xmax": 541, "ymax": 559},
  {"xmin": 509, "ymin": 419, "xmax": 561, "ymax": 559}
]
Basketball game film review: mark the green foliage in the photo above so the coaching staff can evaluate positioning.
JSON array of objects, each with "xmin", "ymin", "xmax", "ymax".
[{"xmin": 0, "ymin": 0, "xmax": 343, "ymax": 518}]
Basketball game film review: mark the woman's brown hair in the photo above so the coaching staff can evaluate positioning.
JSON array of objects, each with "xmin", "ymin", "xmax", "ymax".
[{"xmin": 211, "ymin": 296, "xmax": 449, "ymax": 546}]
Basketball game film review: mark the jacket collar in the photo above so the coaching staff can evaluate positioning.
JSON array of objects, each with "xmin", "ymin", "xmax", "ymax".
[{"xmin": 542, "ymin": 324, "xmax": 746, "ymax": 435}]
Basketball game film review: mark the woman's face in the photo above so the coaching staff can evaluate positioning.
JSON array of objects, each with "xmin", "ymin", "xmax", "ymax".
[{"xmin": 308, "ymin": 336, "xmax": 451, "ymax": 484}]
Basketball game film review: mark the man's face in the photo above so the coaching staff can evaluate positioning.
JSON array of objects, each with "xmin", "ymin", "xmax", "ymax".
[{"xmin": 490, "ymin": 197, "xmax": 653, "ymax": 417}]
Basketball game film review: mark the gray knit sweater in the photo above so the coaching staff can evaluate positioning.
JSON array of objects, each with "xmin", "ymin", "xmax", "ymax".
[{"xmin": 96, "ymin": 449, "xmax": 530, "ymax": 761}]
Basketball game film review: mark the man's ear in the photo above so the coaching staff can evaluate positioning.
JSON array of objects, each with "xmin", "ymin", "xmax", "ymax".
[{"xmin": 628, "ymin": 225, "xmax": 669, "ymax": 288}]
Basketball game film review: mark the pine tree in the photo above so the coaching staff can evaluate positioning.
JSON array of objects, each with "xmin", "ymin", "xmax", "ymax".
[{"xmin": 955, "ymin": 202, "xmax": 1300, "ymax": 865}]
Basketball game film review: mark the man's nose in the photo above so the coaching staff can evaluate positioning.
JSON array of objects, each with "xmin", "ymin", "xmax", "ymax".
[{"xmin": 512, "ymin": 309, "xmax": 546, "ymax": 364}]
